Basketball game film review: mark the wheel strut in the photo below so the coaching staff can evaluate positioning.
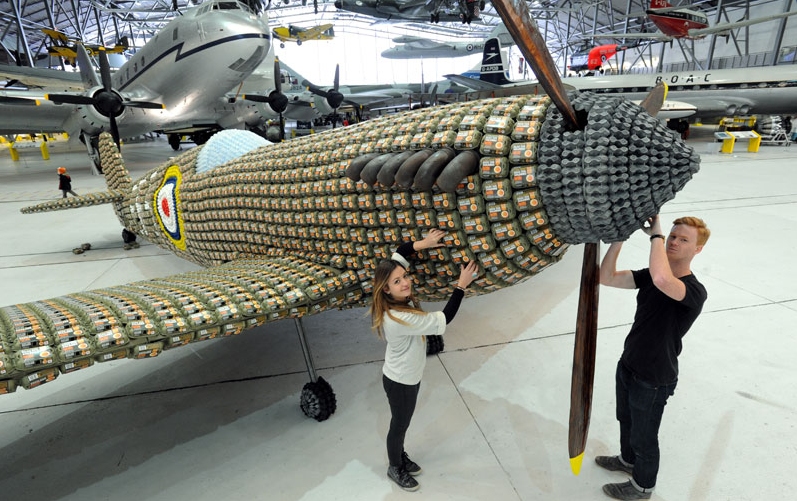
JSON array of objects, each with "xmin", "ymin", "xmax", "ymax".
[{"xmin": 294, "ymin": 317, "xmax": 318, "ymax": 382}]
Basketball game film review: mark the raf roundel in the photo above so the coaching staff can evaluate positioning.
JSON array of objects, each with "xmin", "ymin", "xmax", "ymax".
[{"xmin": 154, "ymin": 165, "xmax": 186, "ymax": 250}]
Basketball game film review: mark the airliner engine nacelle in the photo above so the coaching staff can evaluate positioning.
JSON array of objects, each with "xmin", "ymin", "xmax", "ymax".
[{"xmin": 312, "ymin": 93, "xmax": 336, "ymax": 116}]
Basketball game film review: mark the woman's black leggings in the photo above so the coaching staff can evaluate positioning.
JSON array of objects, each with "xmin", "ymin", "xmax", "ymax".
[{"xmin": 383, "ymin": 374, "xmax": 420, "ymax": 467}]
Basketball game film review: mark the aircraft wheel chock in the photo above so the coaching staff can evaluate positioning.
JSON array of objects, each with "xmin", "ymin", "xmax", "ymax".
[
  {"xmin": 300, "ymin": 376, "xmax": 337, "ymax": 422},
  {"xmin": 426, "ymin": 335, "xmax": 444, "ymax": 355}
]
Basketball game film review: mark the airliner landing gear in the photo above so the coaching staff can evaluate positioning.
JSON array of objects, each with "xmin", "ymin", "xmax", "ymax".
[
  {"xmin": 667, "ymin": 119, "xmax": 690, "ymax": 140},
  {"xmin": 168, "ymin": 133, "xmax": 181, "ymax": 151},
  {"xmin": 83, "ymin": 133, "xmax": 103, "ymax": 175},
  {"xmin": 294, "ymin": 318, "xmax": 337, "ymax": 421}
]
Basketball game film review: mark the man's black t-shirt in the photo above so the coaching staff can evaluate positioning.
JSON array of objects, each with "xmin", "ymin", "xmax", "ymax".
[{"xmin": 621, "ymin": 269, "xmax": 707, "ymax": 386}]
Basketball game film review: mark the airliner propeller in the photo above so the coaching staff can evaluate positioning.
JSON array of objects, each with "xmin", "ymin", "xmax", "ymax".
[
  {"xmin": 243, "ymin": 58, "xmax": 289, "ymax": 140},
  {"xmin": 490, "ymin": 0, "xmax": 667, "ymax": 476},
  {"xmin": 45, "ymin": 46, "xmax": 163, "ymax": 147},
  {"xmin": 303, "ymin": 64, "xmax": 345, "ymax": 125}
]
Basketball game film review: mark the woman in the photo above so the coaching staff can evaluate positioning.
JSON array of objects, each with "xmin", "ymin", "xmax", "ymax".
[{"xmin": 371, "ymin": 228, "xmax": 479, "ymax": 491}]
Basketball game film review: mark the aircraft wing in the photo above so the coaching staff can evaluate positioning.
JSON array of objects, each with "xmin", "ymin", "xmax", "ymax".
[
  {"xmin": 402, "ymin": 39, "xmax": 452, "ymax": 50},
  {"xmin": 0, "ymin": 254, "xmax": 364, "ymax": 393},
  {"xmin": 0, "ymin": 98, "xmax": 73, "ymax": 135},
  {"xmin": 579, "ymin": 32, "xmax": 673, "ymax": 42},
  {"xmin": 299, "ymin": 24, "xmax": 334, "ymax": 41},
  {"xmin": 42, "ymin": 28, "xmax": 72, "ymax": 45},
  {"xmin": 688, "ymin": 10, "xmax": 797, "ymax": 38},
  {"xmin": 0, "ymin": 64, "xmax": 85, "ymax": 91},
  {"xmin": 443, "ymin": 73, "xmax": 501, "ymax": 91}
]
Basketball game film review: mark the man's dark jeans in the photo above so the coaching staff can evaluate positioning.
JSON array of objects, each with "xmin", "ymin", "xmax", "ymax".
[{"xmin": 616, "ymin": 360, "xmax": 677, "ymax": 489}]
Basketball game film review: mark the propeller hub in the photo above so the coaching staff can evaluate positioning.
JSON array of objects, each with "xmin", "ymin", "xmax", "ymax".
[
  {"xmin": 269, "ymin": 91, "xmax": 289, "ymax": 114},
  {"xmin": 327, "ymin": 90, "xmax": 344, "ymax": 110},
  {"xmin": 94, "ymin": 90, "xmax": 124, "ymax": 117}
]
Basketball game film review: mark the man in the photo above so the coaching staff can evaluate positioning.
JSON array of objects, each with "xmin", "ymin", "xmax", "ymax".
[{"xmin": 596, "ymin": 215, "xmax": 710, "ymax": 500}]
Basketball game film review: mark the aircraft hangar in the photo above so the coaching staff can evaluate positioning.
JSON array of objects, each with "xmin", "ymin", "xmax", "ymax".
[
  {"xmin": 0, "ymin": 1, "xmax": 796, "ymax": 500},
  {"xmin": 2, "ymin": 0, "xmax": 797, "ymax": 77}
]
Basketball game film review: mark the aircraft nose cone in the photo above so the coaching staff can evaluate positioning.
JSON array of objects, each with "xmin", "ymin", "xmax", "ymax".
[{"xmin": 536, "ymin": 92, "xmax": 700, "ymax": 244}]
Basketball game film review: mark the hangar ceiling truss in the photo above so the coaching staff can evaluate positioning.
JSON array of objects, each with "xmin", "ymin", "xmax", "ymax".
[{"xmin": 0, "ymin": 0, "xmax": 791, "ymax": 74}]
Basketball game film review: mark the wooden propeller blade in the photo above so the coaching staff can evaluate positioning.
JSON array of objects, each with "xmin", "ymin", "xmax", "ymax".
[
  {"xmin": 490, "ymin": 0, "xmax": 597, "ymax": 475},
  {"xmin": 568, "ymin": 242, "xmax": 600, "ymax": 475},
  {"xmin": 638, "ymin": 82, "xmax": 668, "ymax": 118},
  {"xmin": 490, "ymin": 0, "xmax": 579, "ymax": 129}
]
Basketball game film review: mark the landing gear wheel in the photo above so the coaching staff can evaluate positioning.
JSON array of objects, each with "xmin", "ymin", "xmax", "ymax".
[
  {"xmin": 168, "ymin": 134, "xmax": 181, "ymax": 151},
  {"xmin": 81, "ymin": 243, "xmax": 92, "ymax": 250},
  {"xmin": 72, "ymin": 248, "xmax": 84, "ymax": 255},
  {"xmin": 122, "ymin": 228, "xmax": 137, "ymax": 244},
  {"xmin": 426, "ymin": 335, "xmax": 444, "ymax": 355},
  {"xmin": 300, "ymin": 376, "xmax": 337, "ymax": 422}
]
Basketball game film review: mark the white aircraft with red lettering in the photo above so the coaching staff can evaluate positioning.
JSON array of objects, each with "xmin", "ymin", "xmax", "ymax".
[{"xmin": 448, "ymin": 37, "xmax": 797, "ymax": 136}]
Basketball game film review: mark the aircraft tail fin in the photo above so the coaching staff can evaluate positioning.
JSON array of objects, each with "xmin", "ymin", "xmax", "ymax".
[{"xmin": 479, "ymin": 38, "xmax": 513, "ymax": 86}]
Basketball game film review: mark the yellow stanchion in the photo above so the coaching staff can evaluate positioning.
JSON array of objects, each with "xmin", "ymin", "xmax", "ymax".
[
  {"xmin": 8, "ymin": 144, "xmax": 19, "ymax": 161},
  {"xmin": 40, "ymin": 140, "xmax": 50, "ymax": 160}
]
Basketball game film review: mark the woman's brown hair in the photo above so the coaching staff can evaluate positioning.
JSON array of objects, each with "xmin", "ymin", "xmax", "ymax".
[{"xmin": 369, "ymin": 259, "xmax": 425, "ymax": 338}]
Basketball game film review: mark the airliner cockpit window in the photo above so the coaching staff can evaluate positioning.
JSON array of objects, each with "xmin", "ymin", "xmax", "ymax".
[{"xmin": 215, "ymin": 1, "xmax": 242, "ymax": 10}]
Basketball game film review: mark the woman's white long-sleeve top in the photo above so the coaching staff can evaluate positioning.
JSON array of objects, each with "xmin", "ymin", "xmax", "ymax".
[{"xmin": 382, "ymin": 310, "xmax": 446, "ymax": 385}]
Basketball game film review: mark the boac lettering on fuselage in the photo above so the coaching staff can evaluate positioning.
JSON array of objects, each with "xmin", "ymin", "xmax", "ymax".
[{"xmin": 655, "ymin": 73, "xmax": 712, "ymax": 85}]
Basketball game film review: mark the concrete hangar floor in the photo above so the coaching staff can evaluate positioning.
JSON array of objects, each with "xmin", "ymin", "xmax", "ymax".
[{"xmin": 0, "ymin": 128, "xmax": 794, "ymax": 500}]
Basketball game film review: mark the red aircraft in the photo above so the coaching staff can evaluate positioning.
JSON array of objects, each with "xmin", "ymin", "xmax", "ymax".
[
  {"xmin": 644, "ymin": 0, "xmax": 797, "ymax": 40},
  {"xmin": 568, "ymin": 43, "xmax": 631, "ymax": 74},
  {"xmin": 645, "ymin": 0, "xmax": 709, "ymax": 38}
]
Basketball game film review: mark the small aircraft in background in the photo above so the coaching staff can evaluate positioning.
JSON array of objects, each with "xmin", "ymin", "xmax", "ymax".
[
  {"xmin": 42, "ymin": 28, "xmax": 129, "ymax": 67},
  {"xmin": 272, "ymin": 24, "xmax": 334, "ymax": 49},
  {"xmin": 567, "ymin": 43, "xmax": 634, "ymax": 75},
  {"xmin": 589, "ymin": 0, "xmax": 797, "ymax": 42},
  {"xmin": 381, "ymin": 23, "xmax": 511, "ymax": 60},
  {"xmin": 382, "ymin": 35, "xmax": 487, "ymax": 60}
]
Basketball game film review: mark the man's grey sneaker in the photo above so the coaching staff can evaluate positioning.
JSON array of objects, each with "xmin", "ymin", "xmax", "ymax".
[
  {"xmin": 388, "ymin": 465, "xmax": 419, "ymax": 491},
  {"xmin": 602, "ymin": 481, "xmax": 652, "ymax": 500},
  {"xmin": 402, "ymin": 451, "xmax": 422, "ymax": 476},
  {"xmin": 595, "ymin": 455, "xmax": 634, "ymax": 475}
]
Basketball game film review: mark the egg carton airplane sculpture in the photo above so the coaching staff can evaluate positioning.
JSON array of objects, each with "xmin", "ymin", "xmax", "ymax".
[{"xmin": 1, "ymin": 0, "xmax": 699, "ymax": 476}]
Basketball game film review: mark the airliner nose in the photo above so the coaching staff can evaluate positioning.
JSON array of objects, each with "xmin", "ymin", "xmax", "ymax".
[{"xmin": 536, "ymin": 91, "xmax": 699, "ymax": 244}]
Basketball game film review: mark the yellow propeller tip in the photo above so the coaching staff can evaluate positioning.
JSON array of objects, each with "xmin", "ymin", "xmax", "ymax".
[{"xmin": 570, "ymin": 453, "xmax": 584, "ymax": 476}]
